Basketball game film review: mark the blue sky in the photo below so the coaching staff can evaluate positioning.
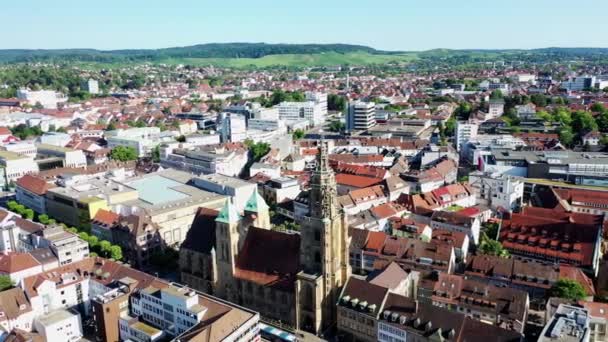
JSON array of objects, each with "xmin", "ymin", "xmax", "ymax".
[{"xmin": 4, "ymin": 0, "xmax": 608, "ymax": 50}]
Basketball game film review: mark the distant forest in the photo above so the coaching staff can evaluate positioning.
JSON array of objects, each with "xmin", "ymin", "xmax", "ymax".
[{"xmin": 1, "ymin": 43, "xmax": 608, "ymax": 65}]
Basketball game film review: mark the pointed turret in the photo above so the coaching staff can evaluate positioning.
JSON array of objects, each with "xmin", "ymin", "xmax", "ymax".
[
  {"xmin": 244, "ymin": 190, "xmax": 271, "ymax": 229},
  {"xmin": 216, "ymin": 198, "xmax": 241, "ymax": 224}
]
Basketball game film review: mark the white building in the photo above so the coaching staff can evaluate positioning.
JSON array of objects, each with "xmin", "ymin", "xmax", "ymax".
[
  {"xmin": 106, "ymin": 127, "xmax": 177, "ymax": 157},
  {"xmin": 37, "ymin": 227, "xmax": 90, "ymax": 266},
  {"xmin": 248, "ymin": 118, "xmax": 286, "ymax": 132},
  {"xmin": 81, "ymin": 79, "xmax": 100, "ymax": 95},
  {"xmin": 0, "ymin": 151, "xmax": 39, "ymax": 183},
  {"xmin": 218, "ymin": 112, "xmax": 247, "ymax": 143},
  {"xmin": 455, "ymin": 122, "xmax": 478, "ymax": 152},
  {"xmin": 37, "ymin": 132, "xmax": 72, "ymax": 147},
  {"xmin": 16, "ymin": 89, "xmax": 67, "ymax": 109},
  {"xmin": 130, "ymin": 284, "xmax": 209, "ymax": 337},
  {"xmin": 277, "ymin": 93, "xmax": 327, "ymax": 126},
  {"xmin": 1, "ymin": 142, "xmax": 37, "ymax": 158},
  {"xmin": 515, "ymin": 103, "xmax": 537, "ymax": 119},
  {"xmin": 346, "ymin": 101, "xmax": 376, "ymax": 131},
  {"xmin": 36, "ymin": 143, "xmax": 87, "ymax": 168},
  {"xmin": 161, "ymin": 146, "xmax": 248, "ymax": 177},
  {"xmin": 468, "ymin": 171, "xmax": 524, "ymax": 212},
  {"xmin": 33, "ymin": 309, "xmax": 82, "ymax": 342},
  {"xmin": 488, "ymin": 99, "xmax": 505, "ymax": 119},
  {"xmin": 193, "ymin": 174, "xmax": 257, "ymax": 212}
]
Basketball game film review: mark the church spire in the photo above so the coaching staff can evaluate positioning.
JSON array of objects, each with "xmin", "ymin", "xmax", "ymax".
[
  {"xmin": 309, "ymin": 139, "xmax": 339, "ymax": 219},
  {"xmin": 216, "ymin": 198, "xmax": 241, "ymax": 224}
]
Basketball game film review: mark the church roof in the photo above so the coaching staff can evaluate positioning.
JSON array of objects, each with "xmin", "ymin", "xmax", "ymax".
[
  {"xmin": 235, "ymin": 227, "xmax": 300, "ymax": 291},
  {"xmin": 181, "ymin": 208, "xmax": 219, "ymax": 254},
  {"xmin": 216, "ymin": 199, "xmax": 241, "ymax": 224},
  {"xmin": 244, "ymin": 190, "xmax": 268, "ymax": 213}
]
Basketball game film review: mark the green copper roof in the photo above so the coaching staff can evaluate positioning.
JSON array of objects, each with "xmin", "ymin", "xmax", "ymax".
[
  {"xmin": 244, "ymin": 190, "xmax": 269, "ymax": 213},
  {"xmin": 216, "ymin": 198, "xmax": 241, "ymax": 224}
]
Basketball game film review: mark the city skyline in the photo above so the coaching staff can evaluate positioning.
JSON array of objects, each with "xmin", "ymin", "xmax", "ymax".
[{"xmin": 4, "ymin": 0, "xmax": 608, "ymax": 51}]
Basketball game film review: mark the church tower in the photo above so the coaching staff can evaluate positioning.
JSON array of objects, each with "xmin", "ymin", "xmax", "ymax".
[
  {"xmin": 244, "ymin": 190, "xmax": 271, "ymax": 229},
  {"xmin": 214, "ymin": 198, "xmax": 241, "ymax": 301},
  {"xmin": 296, "ymin": 140, "xmax": 351, "ymax": 335}
]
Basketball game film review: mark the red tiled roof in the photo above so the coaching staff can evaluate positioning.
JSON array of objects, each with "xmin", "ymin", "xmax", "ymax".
[
  {"xmin": 335, "ymin": 174, "xmax": 383, "ymax": 188},
  {"xmin": 234, "ymin": 227, "xmax": 300, "ymax": 291},
  {"xmin": 92, "ymin": 209, "xmax": 120, "ymax": 226},
  {"xmin": 15, "ymin": 175, "xmax": 53, "ymax": 196},
  {"xmin": 0, "ymin": 252, "xmax": 40, "ymax": 273}
]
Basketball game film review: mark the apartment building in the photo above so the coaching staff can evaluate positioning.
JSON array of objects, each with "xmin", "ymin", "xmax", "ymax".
[
  {"xmin": 430, "ymin": 211, "xmax": 481, "ymax": 245},
  {"xmin": 337, "ymin": 277, "xmax": 523, "ymax": 342},
  {"xmin": 277, "ymin": 97, "xmax": 327, "ymax": 126},
  {"xmin": 455, "ymin": 122, "xmax": 478, "ymax": 152},
  {"xmin": 539, "ymin": 304, "xmax": 589, "ymax": 342},
  {"xmin": 33, "ymin": 309, "xmax": 82, "ymax": 342},
  {"xmin": 37, "ymin": 226, "xmax": 90, "ymax": 266}
]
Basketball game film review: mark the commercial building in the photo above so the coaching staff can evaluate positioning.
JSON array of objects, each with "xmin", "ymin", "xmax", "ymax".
[
  {"xmin": 106, "ymin": 127, "xmax": 177, "ymax": 157},
  {"xmin": 346, "ymin": 101, "xmax": 376, "ymax": 131},
  {"xmin": 36, "ymin": 143, "xmax": 87, "ymax": 168},
  {"xmin": 0, "ymin": 150, "xmax": 39, "ymax": 183},
  {"xmin": 161, "ymin": 145, "xmax": 248, "ymax": 177},
  {"xmin": 218, "ymin": 112, "xmax": 247, "ymax": 142},
  {"xmin": 193, "ymin": 173, "xmax": 257, "ymax": 211},
  {"xmin": 15, "ymin": 174, "xmax": 54, "ymax": 214},
  {"xmin": 277, "ymin": 93, "xmax": 327, "ymax": 126}
]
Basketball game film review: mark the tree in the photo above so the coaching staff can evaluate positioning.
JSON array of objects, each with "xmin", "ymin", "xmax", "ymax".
[
  {"xmin": 454, "ymin": 103, "xmax": 472, "ymax": 120},
  {"xmin": 328, "ymin": 94, "xmax": 347, "ymax": 111},
  {"xmin": 175, "ymin": 135, "xmax": 186, "ymax": 143},
  {"xmin": 106, "ymin": 122, "xmax": 117, "ymax": 131},
  {"xmin": 558, "ymin": 127, "xmax": 575, "ymax": 147},
  {"xmin": 591, "ymin": 103, "xmax": 606, "ymax": 113},
  {"xmin": 0, "ymin": 275, "xmax": 13, "ymax": 291},
  {"xmin": 597, "ymin": 112, "xmax": 608, "ymax": 132},
  {"xmin": 244, "ymin": 139, "xmax": 270, "ymax": 161},
  {"xmin": 152, "ymin": 145, "xmax": 161, "ymax": 163},
  {"xmin": 478, "ymin": 233, "xmax": 509, "ymax": 257},
  {"xmin": 110, "ymin": 146, "xmax": 138, "ymax": 161},
  {"xmin": 444, "ymin": 117, "xmax": 457, "ymax": 137},
  {"xmin": 550, "ymin": 279, "xmax": 587, "ymax": 300},
  {"xmin": 22, "ymin": 208, "xmax": 34, "ymax": 220},
  {"xmin": 38, "ymin": 214, "xmax": 50, "ymax": 224},
  {"xmin": 99, "ymin": 240, "xmax": 112, "ymax": 256},
  {"xmin": 571, "ymin": 111, "xmax": 598, "ymax": 133},
  {"xmin": 293, "ymin": 129, "xmax": 305, "ymax": 140},
  {"xmin": 88, "ymin": 235, "xmax": 99, "ymax": 248},
  {"xmin": 109, "ymin": 245, "xmax": 123, "ymax": 261},
  {"xmin": 536, "ymin": 110, "xmax": 553, "ymax": 122},
  {"xmin": 328, "ymin": 120, "xmax": 345, "ymax": 132},
  {"xmin": 490, "ymin": 90, "xmax": 503, "ymax": 99},
  {"xmin": 530, "ymin": 94, "xmax": 548, "ymax": 107}
]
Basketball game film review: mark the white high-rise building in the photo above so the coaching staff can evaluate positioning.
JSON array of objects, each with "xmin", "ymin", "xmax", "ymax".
[
  {"xmin": 219, "ymin": 112, "xmax": 247, "ymax": 142},
  {"xmin": 455, "ymin": 122, "xmax": 478, "ymax": 152},
  {"xmin": 346, "ymin": 101, "xmax": 376, "ymax": 131},
  {"xmin": 81, "ymin": 79, "xmax": 100, "ymax": 95}
]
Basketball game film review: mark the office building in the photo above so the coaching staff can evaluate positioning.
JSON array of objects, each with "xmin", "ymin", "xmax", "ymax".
[{"xmin": 347, "ymin": 101, "xmax": 376, "ymax": 131}]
